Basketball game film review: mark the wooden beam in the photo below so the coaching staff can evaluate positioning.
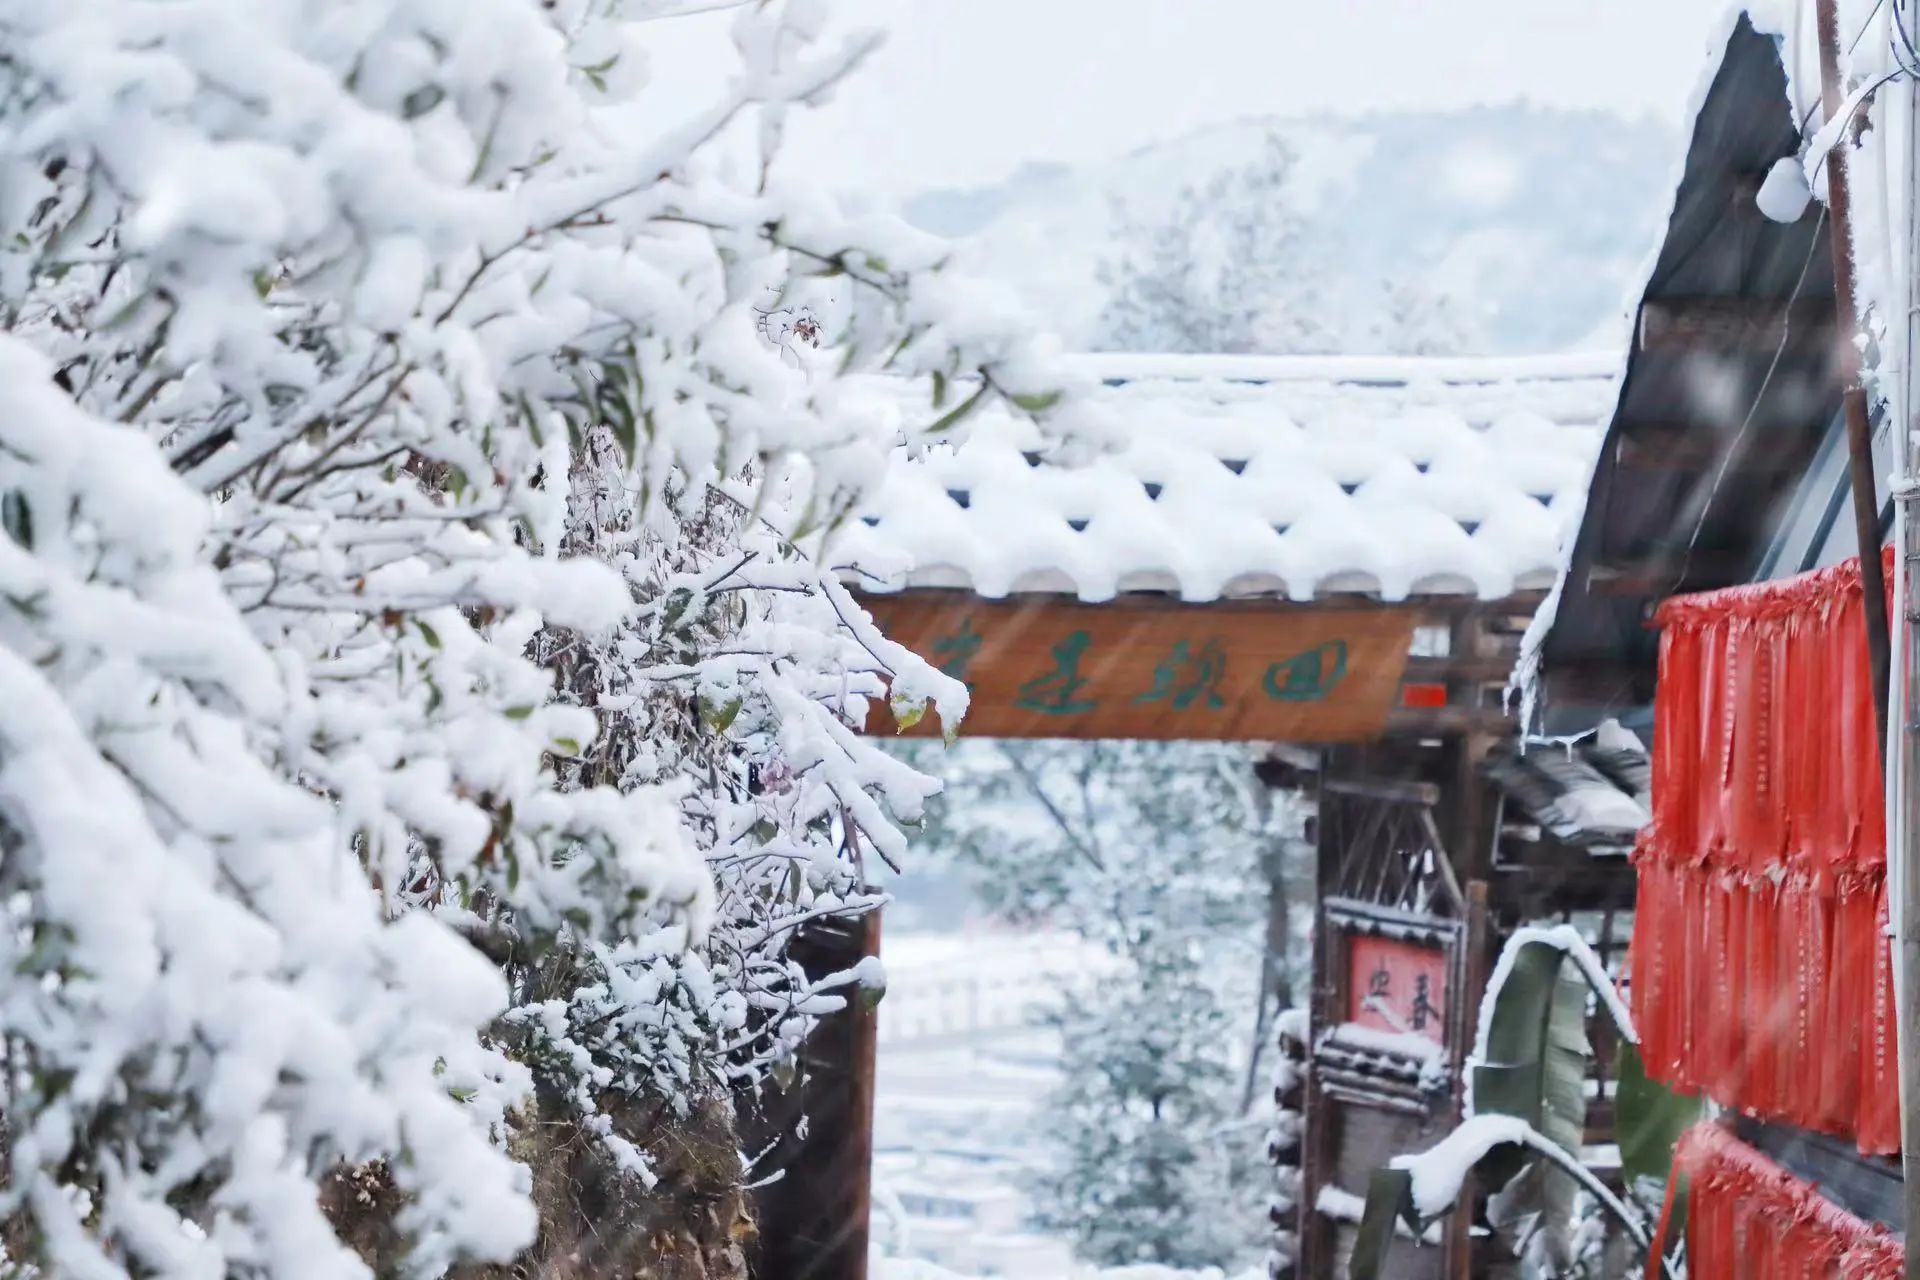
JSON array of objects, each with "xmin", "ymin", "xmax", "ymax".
[
  {"xmin": 1613, "ymin": 429, "xmax": 1811, "ymax": 474},
  {"xmin": 1383, "ymin": 705, "xmax": 1517, "ymax": 737},
  {"xmin": 1637, "ymin": 295, "xmax": 1836, "ymax": 353},
  {"xmin": 1582, "ymin": 550, "xmax": 1755, "ymax": 597},
  {"xmin": 1402, "ymin": 653, "xmax": 1518, "ymax": 683},
  {"xmin": 1734, "ymin": 1116, "xmax": 1904, "ymax": 1231},
  {"xmin": 1321, "ymin": 776, "xmax": 1442, "ymax": 807},
  {"xmin": 1299, "ymin": 756, "xmax": 1339, "ymax": 1280}
]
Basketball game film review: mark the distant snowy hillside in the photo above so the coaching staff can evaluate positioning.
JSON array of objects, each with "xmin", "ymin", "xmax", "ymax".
[{"xmin": 904, "ymin": 107, "xmax": 1677, "ymax": 355}]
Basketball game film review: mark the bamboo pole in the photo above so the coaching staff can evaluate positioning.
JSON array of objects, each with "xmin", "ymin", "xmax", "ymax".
[{"xmin": 1817, "ymin": 0, "xmax": 1893, "ymax": 747}]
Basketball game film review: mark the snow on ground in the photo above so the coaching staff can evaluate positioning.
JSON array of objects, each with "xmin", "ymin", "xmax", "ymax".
[{"xmin": 872, "ymin": 927, "xmax": 1109, "ymax": 1277}]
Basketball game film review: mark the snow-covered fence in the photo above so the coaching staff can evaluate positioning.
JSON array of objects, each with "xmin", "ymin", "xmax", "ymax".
[{"xmin": 878, "ymin": 932, "xmax": 1108, "ymax": 1047}]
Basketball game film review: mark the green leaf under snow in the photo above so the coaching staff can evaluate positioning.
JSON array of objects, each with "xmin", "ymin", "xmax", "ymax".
[
  {"xmin": 660, "ymin": 587, "xmax": 693, "ymax": 634},
  {"xmin": 1010, "ymin": 389, "xmax": 1063, "ymax": 413},
  {"xmin": 1350, "ymin": 1167, "xmax": 1415, "ymax": 1280},
  {"xmin": 402, "ymin": 84, "xmax": 446, "ymax": 118},
  {"xmin": 702, "ymin": 696, "xmax": 743, "ymax": 733},
  {"xmin": 927, "ymin": 383, "xmax": 988, "ymax": 434},
  {"xmin": 2, "ymin": 492, "xmax": 31, "ymax": 551}
]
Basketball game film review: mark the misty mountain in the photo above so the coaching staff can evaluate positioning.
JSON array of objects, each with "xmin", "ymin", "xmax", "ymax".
[{"xmin": 903, "ymin": 105, "xmax": 1679, "ymax": 355}]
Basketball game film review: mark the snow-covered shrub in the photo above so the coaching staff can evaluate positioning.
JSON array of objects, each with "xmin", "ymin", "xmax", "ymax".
[
  {"xmin": 0, "ymin": 338, "xmax": 534, "ymax": 1279},
  {"xmin": 0, "ymin": 1, "xmax": 1098, "ymax": 1274}
]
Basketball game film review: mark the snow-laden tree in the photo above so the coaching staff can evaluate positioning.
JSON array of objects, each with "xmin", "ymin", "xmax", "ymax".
[
  {"xmin": 0, "ymin": 2, "xmax": 1103, "ymax": 1275},
  {"xmin": 897, "ymin": 739, "xmax": 1304, "ymax": 1270},
  {"xmin": 1093, "ymin": 130, "xmax": 1474, "ymax": 356},
  {"xmin": 1094, "ymin": 133, "xmax": 1329, "ymax": 355},
  {"xmin": 1037, "ymin": 944, "xmax": 1267, "ymax": 1269},
  {"xmin": 0, "ymin": 338, "xmax": 537, "ymax": 1279}
]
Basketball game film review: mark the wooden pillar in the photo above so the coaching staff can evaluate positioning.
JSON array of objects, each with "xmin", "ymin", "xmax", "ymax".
[
  {"xmin": 748, "ymin": 910, "xmax": 881, "ymax": 1280},
  {"xmin": 1298, "ymin": 748, "xmax": 1337, "ymax": 1280},
  {"xmin": 1447, "ymin": 880, "xmax": 1493, "ymax": 1280}
]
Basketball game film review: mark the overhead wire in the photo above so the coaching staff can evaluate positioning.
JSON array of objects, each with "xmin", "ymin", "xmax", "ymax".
[
  {"xmin": 1662, "ymin": 0, "xmax": 1919, "ymax": 596},
  {"xmin": 1667, "ymin": 204, "xmax": 1830, "ymax": 598},
  {"xmin": 1655, "ymin": 0, "xmax": 1908, "ymax": 296}
]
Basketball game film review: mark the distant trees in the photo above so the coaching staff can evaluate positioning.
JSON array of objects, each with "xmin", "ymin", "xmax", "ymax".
[
  {"xmin": 1095, "ymin": 133, "xmax": 1329, "ymax": 355},
  {"xmin": 1093, "ymin": 130, "xmax": 1473, "ymax": 356},
  {"xmin": 899, "ymin": 739, "xmax": 1310, "ymax": 1269}
]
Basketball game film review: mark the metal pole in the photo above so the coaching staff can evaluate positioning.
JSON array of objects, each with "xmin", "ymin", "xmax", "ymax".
[
  {"xmin": 1895, "ymin": 0, "xmax": 1920, "ymax": 1263},
  {"xmin": 1813, "ymin": 2, "xmax": 1914, "ymax": 1258},
  {"xmin": 1818, "ymin": 0, "xmax": 1894, "ymax": 746}
]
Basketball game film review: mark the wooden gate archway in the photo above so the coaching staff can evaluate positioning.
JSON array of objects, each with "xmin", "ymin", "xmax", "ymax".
[{"xmin": 760, "ymin": 351, "xmax": 1617, "ymax": 1280}]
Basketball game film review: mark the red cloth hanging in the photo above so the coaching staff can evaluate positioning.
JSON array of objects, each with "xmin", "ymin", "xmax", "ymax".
[
  {"xmin": 1649, "ymin": 1124, "xmax": 1903, "ymax": 1280},
  {"xmin": 1859, "ymin": 883, "xmax": 1901, "ymax": 1154},
  {"xmin": 1633, "ymin": 548, "xmax": 1898, "ymax": 1155}
]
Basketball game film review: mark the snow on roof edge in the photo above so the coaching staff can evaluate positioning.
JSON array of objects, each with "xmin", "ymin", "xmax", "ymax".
[
  {"xmin": 845, "ymin": 351, "xmax": 1615, "ymax": 606},
  {"xmin": 1067, "ymin": 350, "xmax": 1620, "ymax": 387},
  {"xmin": 1511, "ymin": 2, "xmax": 1761, "ymax": 727}
]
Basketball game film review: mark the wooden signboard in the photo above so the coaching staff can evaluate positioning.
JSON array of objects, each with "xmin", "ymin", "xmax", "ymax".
[
  {"xmin": 1346, "ymin": 933, "xmax": 1450, "ymax": 1046},
  {"xmin": 858, "ymin": 593, "xmax": 1416, "ymax": 742}
]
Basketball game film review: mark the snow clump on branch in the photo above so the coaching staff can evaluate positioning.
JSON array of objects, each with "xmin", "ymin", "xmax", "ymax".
[{"xmin": 0, "ymin": 0, "xmax": 1101, "ymax": 1274}]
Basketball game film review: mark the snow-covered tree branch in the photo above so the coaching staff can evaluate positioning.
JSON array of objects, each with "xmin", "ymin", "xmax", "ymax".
[{"xmin": 0, "ymin": 2, "xmax": 1100, "ymax": 1275}]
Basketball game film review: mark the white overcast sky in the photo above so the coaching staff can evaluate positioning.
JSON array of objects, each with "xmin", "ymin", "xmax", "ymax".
[{"xmin": 644, "ymin": 0, "xmax": 1732, "ymax": 193}]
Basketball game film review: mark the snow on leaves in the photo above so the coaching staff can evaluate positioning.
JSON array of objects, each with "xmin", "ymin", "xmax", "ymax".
[{"xmin": 0, "ymin": 1, "xmax": 1093, "ymax": 1275}]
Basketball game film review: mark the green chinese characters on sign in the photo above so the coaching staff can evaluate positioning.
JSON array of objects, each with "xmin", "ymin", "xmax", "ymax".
[
  {"xmin": 1135, "ymin": 638, "xmax": 1228, "ymax": 712},
  {"xmin": 1263, "ymin": 639, "xmax": 1349, "ymax": 702},
  {"xmin": 933, "ymin": 617, "xmax": 983, "ymax": 688},
  {"xmin": 1015, "ymin": 630, "xmax": 1098, "ymax": 716}
]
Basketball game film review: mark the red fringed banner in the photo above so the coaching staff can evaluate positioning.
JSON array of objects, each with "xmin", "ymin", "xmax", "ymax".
[
  {"xmin": 1631, "ymin": 548, "xmax": 1900, "ymax": 1155},
  {"xmin": 1645, "ymin": 1124, "xmax": 1902, "ymax": 1279}
]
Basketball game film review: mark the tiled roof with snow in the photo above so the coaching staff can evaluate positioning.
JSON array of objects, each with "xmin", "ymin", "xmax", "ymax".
[
  {"xmin": 1484, "ymin": 719, "xmax": 1652, "ymax": 853},
  {"xmin": 841, "ymin": 352, "xmax": 1619, "ymax": 603}
]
